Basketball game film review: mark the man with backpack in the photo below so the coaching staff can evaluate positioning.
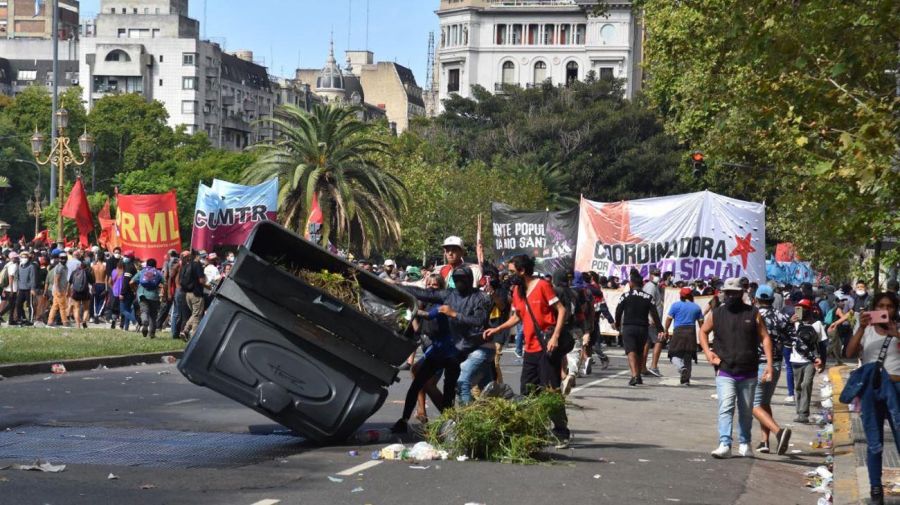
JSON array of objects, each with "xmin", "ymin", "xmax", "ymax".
[
  {"xmin": 180, "ymin": 251, "xmax": 207, "ymax": 340},
  {"xmin": 68, "ymin": 257, "xmax": 94, "ymax": 329},
  {"xmin": 132, "ymin": 258, "xmax": 163, "ymax": 338},
  {"xmin": 552, "ymin": 269, "xmax": 583, "ymax": 395},
  {"xmin": 789, "ymin": 298, "xmax": 824, "ymax": 424},
  {"xmin": 47, "ymin": 252, "xmax": 70, "ymax": 327}
]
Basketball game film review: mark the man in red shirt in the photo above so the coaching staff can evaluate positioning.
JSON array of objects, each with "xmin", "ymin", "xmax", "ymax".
[{"xmin": 485, "ymin": 254, "xmax": 569, "ymax": 446}]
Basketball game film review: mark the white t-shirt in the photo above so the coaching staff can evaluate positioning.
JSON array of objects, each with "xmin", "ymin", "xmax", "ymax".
[
  {"xmin": 790, "ymin": 320, "xmax": 827, "ymax": 364},
  {"xmin": 2, "ymin": 262, "xmax": 18, "ymax": 292},
  {"xmin": 861, "ymin": 325, "xmax": 900, "ymax": 376},
  {"xmin": 204, "ymin": 264, "xmax": 221, "ymax": 284}
]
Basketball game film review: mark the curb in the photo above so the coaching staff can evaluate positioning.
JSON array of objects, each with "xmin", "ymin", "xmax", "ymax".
[
  {"xmin": 0, "ymin": 351, "xmax": 184, "ymax": 379},
  {"xmin": 829, "ymin": 365, "xmax": 860, "ymax": 505}
]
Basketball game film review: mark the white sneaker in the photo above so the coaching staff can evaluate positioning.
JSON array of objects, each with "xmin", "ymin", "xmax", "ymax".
[
  {"xmin": 784, "ymin": 395, "xmax": 795, "ymax": 404},
  {"xmin": 710, "ymin": 444, "xmax": 731, "ymax": 459},
  {"xmin": 738, "ymin": 443, "xmax": 752, "ymax": 457},
  {"xmin": 561, "ymin": 374, "xmax": 576, "ymax": 396}
]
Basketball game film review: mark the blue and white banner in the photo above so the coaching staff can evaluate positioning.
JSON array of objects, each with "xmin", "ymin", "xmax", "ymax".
[{"xmin": 191, "ymin": 178, "xmax": 278, "ymax": 250}]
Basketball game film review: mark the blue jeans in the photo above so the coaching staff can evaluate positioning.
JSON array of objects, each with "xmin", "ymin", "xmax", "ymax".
[
  {"xmin": 782, "ymin": 346, "xmax": 795, "ymax": 396},
  {"xmin": 861, "ymin": 381, "xmax": 900, "ymax": 487},
  {"xmin": 119, "ymin": 299, "xmax": 138, "ymax": 330},
  {"xmin": 715, "ymin": 374, "xmax": 757, "ymax": 446},
  {"xmin": 458, "ymin": 347, "xmax": 496, "ymax": 405},
  {"xmin": 170, "ymin": 291, "xmax": 186, "ymax": 338},
  {"xmin": 514, "ymin": 324, "xmax": 524, "ymax": 355},
  {"xmin": 753, "ymin": 362, "xmax": 782, "ymax": 407}
]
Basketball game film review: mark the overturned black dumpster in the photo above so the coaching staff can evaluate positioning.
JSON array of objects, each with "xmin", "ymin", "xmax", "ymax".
[{"xmin": 178, "ymin": 221, "xmax": 417, "ymax": 444}]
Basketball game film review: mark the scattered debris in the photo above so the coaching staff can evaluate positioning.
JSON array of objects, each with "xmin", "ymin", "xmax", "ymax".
[
  {"xmin": 1, "ymin": 461, "xmax": 66, "ymax": 473},
  {"xmin": 160, "ymin": 355, "xmax": 177, "ymax": 364},
  {"xmin": 156, "ymin": 370, "xmax": 172, "ymax": 375},
  {"xmin": 62, "ymin": 434, "xmax": 87, "ymax": 439},
  {"xmin": 0, "ymin": 374, "xmax": 5, "ymax": 381},
  {"xmin": 139, "ymin": 483, "xmax": 156, "ymax": 490},
  {"xmin": 107, "ymin": 473, "xmax": 118, "ymax": 480},
  {"xmin": 456, "ymin": 455, "xmax": 469, "ymax": 462},
  {"xmin": 355, "ymin": 428, "xmax": 392, "ymax": 444},
  {"xmin": 638, "ymin": 459, "xmax": 650, "ymax": 463},
  {"xmin": 93, "ymin": 365, "xmax": 108, "ymax": 370},
  {"xmin": 407, "ymin": 441, "xmax": 445, "ymax": 461},
  {"xmin": 791, "ymin": 449, "xmax": 803, "ymax": 454},
  {"xmin": 409, "ymin": 465, "xmax": 430, "ymax": 470},
  {"xmin": 327, "ymin": 476, "xmax": 344, "ymax": 483},
  {"xmin": 380, "ymin": 444, "xmax": 406, "ymax": 460},
  {"xmin": 351, "ymin": 487, "xmax": 364, "ymax": 493},
  {"xmin": 593, "ymin": 474, "xmax": 601, "ymax": 479},
  {"xmin": 687, "ymin": 458, "xmax": 706, "ymax": 462},
  {"xmin": 51, "ymin": 364, "xmax": 66, "ymax": 374},
  {"xmin": 348, "ymin": 450, "xmax": 359, "ymax": 457},
  {"xmin": 665, "ymin": 499, "xmax": 682, "ymax": 502}
]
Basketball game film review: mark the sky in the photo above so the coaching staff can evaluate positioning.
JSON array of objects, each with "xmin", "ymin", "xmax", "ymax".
[{"xmin": 78, "ymin": 0, "xmax": 438, "ymax": 86}]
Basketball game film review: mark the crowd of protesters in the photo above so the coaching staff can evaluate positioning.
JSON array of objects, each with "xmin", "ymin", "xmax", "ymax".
[{"xmin": 0, "ymin": 240, "xmax": 234, "ymax": 341}]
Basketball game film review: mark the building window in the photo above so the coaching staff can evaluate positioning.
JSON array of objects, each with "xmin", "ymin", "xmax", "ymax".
[
  {"xmin": 600, "ymin": 24, "xmax": 616, "ymax": 45},
  {"xmin": 182, "ymin": 53, "xmax": 197, "ymax": 66},
  {"xmin": 152, "ymin": 29, "xmax": 159, "ymax": 38},
  {"xmin": 159, "ymin": 55, "xmax": 164, "ymax": 62},
  {"xmin": 542, "ymin": 24, "xmax": 554, "ymax": 45},
  {"xmin": 501, "ymin": 61, "xmax": 515, "ymax": 84},
  {"xmin": 462, "ymin": 25, "xmax": 468, "ymax": 45},
  {"xmin": 183, "ymin": 77, "xmax": 196, "ymax": 90},
  {"xmin": 599, "ymin": 67, "xmax": 615, "ymax": 80},
  {"xmin": 105, "ymin": 50, "xmax": 131, "ymax": 62},
  {"xmin": 451, "ymin": 25, "xmax": 458, "ymax": 46},
  {"xmin": 575, "ymin": 24, "xmax": 586, "ymax": 45},
  {"xmin": 533, "ymin": 61, "xmax": 547, "ymax": 84},
  {"xmin": 128, "ymin": 28, "xmax": 150, "ymax": 38},
  {"xmin": 447, "ymin": 68, "xmax": 460, "ymax": 93},
  {"xmin": 560, "ymin": 24, "xmax": 571, "ymax": 45},
  {"xmin": 511, "ymin": 24, "xmax": 523, "ymax": 45},
  {"xmin": 117, "ymin": 28, "xmax": 126, "ymax": 38},
  {"xmin": 16, "ymin": 70, "xmax": 36, "ymax": 81},
  {"xmin": 496, "ymin": 24, "xmax": 507, "ymax": 45},
  {"xmin": 159, "ymin": 79, "xmax": 163, "ymax": 86},
  {"xmin": 566, "ymin": 61, "xmax": 579, "ymax": 85},
  {"xmin": 527, "ymin": 24, "xmax": 538, "ymax": 44},
  {"xmin": 182, "ymin": 101, "xmax": 196, "ymax": 114}
]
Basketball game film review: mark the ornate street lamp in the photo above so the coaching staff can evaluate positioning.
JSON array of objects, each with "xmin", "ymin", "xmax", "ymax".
[{"xmin": 32, "ymin": 110, "xmax": 94, "ymax": 242}]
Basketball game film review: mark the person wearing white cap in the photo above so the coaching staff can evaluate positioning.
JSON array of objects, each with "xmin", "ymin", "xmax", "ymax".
[
  {"xmin": 699, "ymin": 277, "xmax": 775, "ymax": 459},
  {"xmin": 380, "ymin": 260, "xmax": 399, "ymax": 281},
  {"xmin": 436, "ymin": 236, "xmax": 482, "ymax": 289}
]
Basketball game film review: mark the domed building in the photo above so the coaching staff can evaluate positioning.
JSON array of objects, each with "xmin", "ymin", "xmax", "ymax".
[{"xmin": 315, "ymin": 39, "xmax": 346, "ymax": 104}]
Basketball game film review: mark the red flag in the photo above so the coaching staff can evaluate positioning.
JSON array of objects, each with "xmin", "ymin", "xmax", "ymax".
[
  {"xmin": 64, "ymin": 237, "xmax": 75, "ymax": 248},
  {"xmin": 61, "ymin": 178, "xmax": 94, "ymax": 248},
  {"xmin": 305, "ymin": 192, "xmax": 324, "ymax": 244},
  {"xmin": 97, "ymin": 198, "xmax": 120, "ymax": 250},
  {"xmin": 0, "ymin": 235, "xmax": 10, "ymax": 246},
  {"xmin": 33, "ymin": 229, "xmax": 49, "ymax": 243}
]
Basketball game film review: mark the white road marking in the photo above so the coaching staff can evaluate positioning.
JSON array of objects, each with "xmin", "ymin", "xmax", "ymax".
[
  {"xmin": 570, "ymin": 369, "xmax": 631, "ymax": 395},
  {"xmin": 336, "ymin": 460, "xmax": 382, "ymax": 476},
  {"xmin": 163, "ymin": 398, "xmax": 199, "ymax": 406},
  {"xmin": 249, "ymin": 500, "xmax": 281, "ymax": 505}
]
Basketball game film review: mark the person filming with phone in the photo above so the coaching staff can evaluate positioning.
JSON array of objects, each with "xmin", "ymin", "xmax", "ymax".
[{"xmin": 843, "ymin": 292, "xmax": 900, "ymax": 505}]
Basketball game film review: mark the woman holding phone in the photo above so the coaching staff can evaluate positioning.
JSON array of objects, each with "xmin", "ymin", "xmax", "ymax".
[{"xmin": 844, "ymin": 292, "xmax": 900, "ymax": 505}]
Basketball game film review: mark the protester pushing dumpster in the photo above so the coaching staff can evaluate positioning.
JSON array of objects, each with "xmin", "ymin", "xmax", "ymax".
[{"xmin": 178, "ymin": 221, "xmax": 418, "ymax": 444}]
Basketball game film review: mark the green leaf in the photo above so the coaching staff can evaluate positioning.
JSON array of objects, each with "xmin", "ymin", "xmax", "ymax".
[
  {"xmin": 839, "ymin": 132, "xmax": 853, "ymax": 150},
  {"xmin": 795, "ymin": 136, "xmax": 809, "ymax": 147},
  {"xmin": 830, "ymin": 62, "xmax": 847, "ymax": 78},
  {"xmin": 811, "ymin": 161, "xmax": 833, "ymax": 175}
]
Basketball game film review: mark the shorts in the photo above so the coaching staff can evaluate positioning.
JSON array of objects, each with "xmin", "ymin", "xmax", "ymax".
[
  {"xmin": 647, "ymin": 326, "xmax": 659, "ymax": 345},
  {"xmin": 621, "ymin": 325, "xmax": 648, "ymax": 355},
  {"xmin": 752, "ymin": 362, "xmax": 782, "ymax": 407}
]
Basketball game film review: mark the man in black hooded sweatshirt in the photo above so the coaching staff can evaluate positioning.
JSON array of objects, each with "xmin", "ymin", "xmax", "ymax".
[{"xmin": 391, "ymin": 266, "xmax": 489, "ymax": 434}]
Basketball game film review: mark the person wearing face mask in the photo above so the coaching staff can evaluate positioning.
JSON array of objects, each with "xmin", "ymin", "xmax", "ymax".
[
  {"xmin": 390, "ymin": 266, "xmax": 489, "ymax": 434},
  {"xmin": 699, "ymin": 278, "xmax": 775, "ymax": 459},
  {"xmin": 68, "ymin": 257, "xmax": 95, "ymax": 329},
  {"xmin": 852, "ymin": 281, "xmax": 871, "ymax": 313},
  {"xmin": 642, "ymin": 267, "xmax": 666, "ymax": 378},
  {"xmin": 0, "ymin": 251, "xmax": 20, "ymax": 325},
  {"xmin": 435, "ymin": 236, "xmax": 482, "ymax": 289},
  {"xmin": 12, "ymin": 252, "xmax": 36, "ymax": 326}
]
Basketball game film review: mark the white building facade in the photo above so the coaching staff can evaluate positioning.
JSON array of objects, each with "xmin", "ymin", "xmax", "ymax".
[
  {"xmin": 435, "ymin": 0, "xmax": 642, "ymax": 109},
  {"xmin": 79, "ymin": 0, "xmax": 273, "ymax": 150}
]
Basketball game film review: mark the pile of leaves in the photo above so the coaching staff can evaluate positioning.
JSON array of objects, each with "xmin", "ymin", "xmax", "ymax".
[
  {"xmin": 294, "ymin": 268, "xmax": 362, "ymax": 310},
  {"xmin": 425, "ymin": 391, "xmax": 566, "ymax": 464}
]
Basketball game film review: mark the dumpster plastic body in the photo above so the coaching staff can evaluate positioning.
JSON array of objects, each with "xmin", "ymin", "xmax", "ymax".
[{"xmin": 178, "ymin": 221, "xmax": 417, "ymax": 443}]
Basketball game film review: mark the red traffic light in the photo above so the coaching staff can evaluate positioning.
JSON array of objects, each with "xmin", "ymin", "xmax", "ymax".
[{"xmin": 691, "ymin": 151, "xmax": 705, "ymax": 163}]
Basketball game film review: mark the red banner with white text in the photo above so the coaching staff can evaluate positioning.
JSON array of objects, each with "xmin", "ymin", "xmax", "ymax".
[{"xmin": 115, "ymin": 190, "xmax": 181, "ymax": 264}]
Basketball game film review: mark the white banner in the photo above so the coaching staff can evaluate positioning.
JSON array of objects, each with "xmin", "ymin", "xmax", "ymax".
[{"xmin": 575, "ymin": 191, "xmax": 766, "ymax": 282}]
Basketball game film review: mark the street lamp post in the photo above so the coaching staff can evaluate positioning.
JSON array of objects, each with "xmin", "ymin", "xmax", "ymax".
[
  {"xmin": 31, "ymin": 108, "xmax": 94, "ymax": 242},
  {"xmin": 26, "ymin": 186, "xmax": 47, "ymax": 237}
]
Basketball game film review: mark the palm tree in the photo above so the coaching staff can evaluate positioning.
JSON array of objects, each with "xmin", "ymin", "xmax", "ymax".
[
  {"xmin": 244, "ymin": 104, "xmax": 407, "ymax": 254},
  {"xmin": 504, "ymin": 162, "xmax": 578, "ymax": 210}
]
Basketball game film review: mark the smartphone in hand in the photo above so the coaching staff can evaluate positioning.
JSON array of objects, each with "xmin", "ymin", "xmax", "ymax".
[
  {"xmin": 866, "ymin": 310, "xmax": 890, "ymax": 325},
  {"xmin": 795, "ymin": 307, "xmax": 804, "ymax": 321}
]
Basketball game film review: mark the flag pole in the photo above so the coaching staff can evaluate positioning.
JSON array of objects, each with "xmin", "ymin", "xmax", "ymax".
[{"xmin": 49, "ymin": 0, "xmax": 59, "ymax": 204}]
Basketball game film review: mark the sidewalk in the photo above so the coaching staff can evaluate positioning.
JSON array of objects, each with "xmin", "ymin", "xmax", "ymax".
[{"xmin": 831, "ymin": 365, "xmax": 900, "ymax": 504}]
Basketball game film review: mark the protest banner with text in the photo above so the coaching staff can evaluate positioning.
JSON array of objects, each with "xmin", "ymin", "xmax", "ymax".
[
  {"xmin": 491, "ymin": 203, "xmax": 578, "ymax": 274},
  {"xmin": 115, "ymin": 190, "xmax": 181, "ymax": 264},
  {"xmin": 191, "ymin": 178, "xmax": 278, "ymax": 251}
]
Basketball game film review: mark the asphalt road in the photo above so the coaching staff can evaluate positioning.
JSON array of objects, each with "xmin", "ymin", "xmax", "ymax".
[{"xmin": 0, "ymin": 347, "xmax": 830, "ymax": 505}]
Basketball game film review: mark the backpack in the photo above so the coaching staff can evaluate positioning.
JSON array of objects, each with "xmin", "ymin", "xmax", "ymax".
[
  {"xmin": 139, "ymin": 267, "xmax": 162, "ymax": 290},
  {"xmin": 71, "ymin": 268, "xmax": 89, "ymax": 294},
  {"xmin": 824, "ymin": 307, "xmax": 838, "ymax": 326},
  {"xmin": 796, "ymin": 323, "xmax": 819, "ymax": 350}
]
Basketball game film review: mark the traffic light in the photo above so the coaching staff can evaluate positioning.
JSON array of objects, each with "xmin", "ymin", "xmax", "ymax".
[{"xmin": 690, "ymin": 151, "xmax": 706, "ymax": 178}]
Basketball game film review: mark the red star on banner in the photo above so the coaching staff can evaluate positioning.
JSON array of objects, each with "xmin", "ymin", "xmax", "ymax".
[{"xmin": 729, "ymin": 233, "xmax": 756, "ymax": 269}]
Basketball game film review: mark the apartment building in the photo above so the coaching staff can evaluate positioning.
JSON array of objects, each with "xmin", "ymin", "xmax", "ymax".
[{"xmin": 1, "ymin": 0, "xmax": 79, "ymax": 40}]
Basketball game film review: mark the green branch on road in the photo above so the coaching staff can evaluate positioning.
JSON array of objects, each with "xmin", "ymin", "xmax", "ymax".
[{"xmin": 0, "ymin": 328, "xmax": 185, "ymax": 365}]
